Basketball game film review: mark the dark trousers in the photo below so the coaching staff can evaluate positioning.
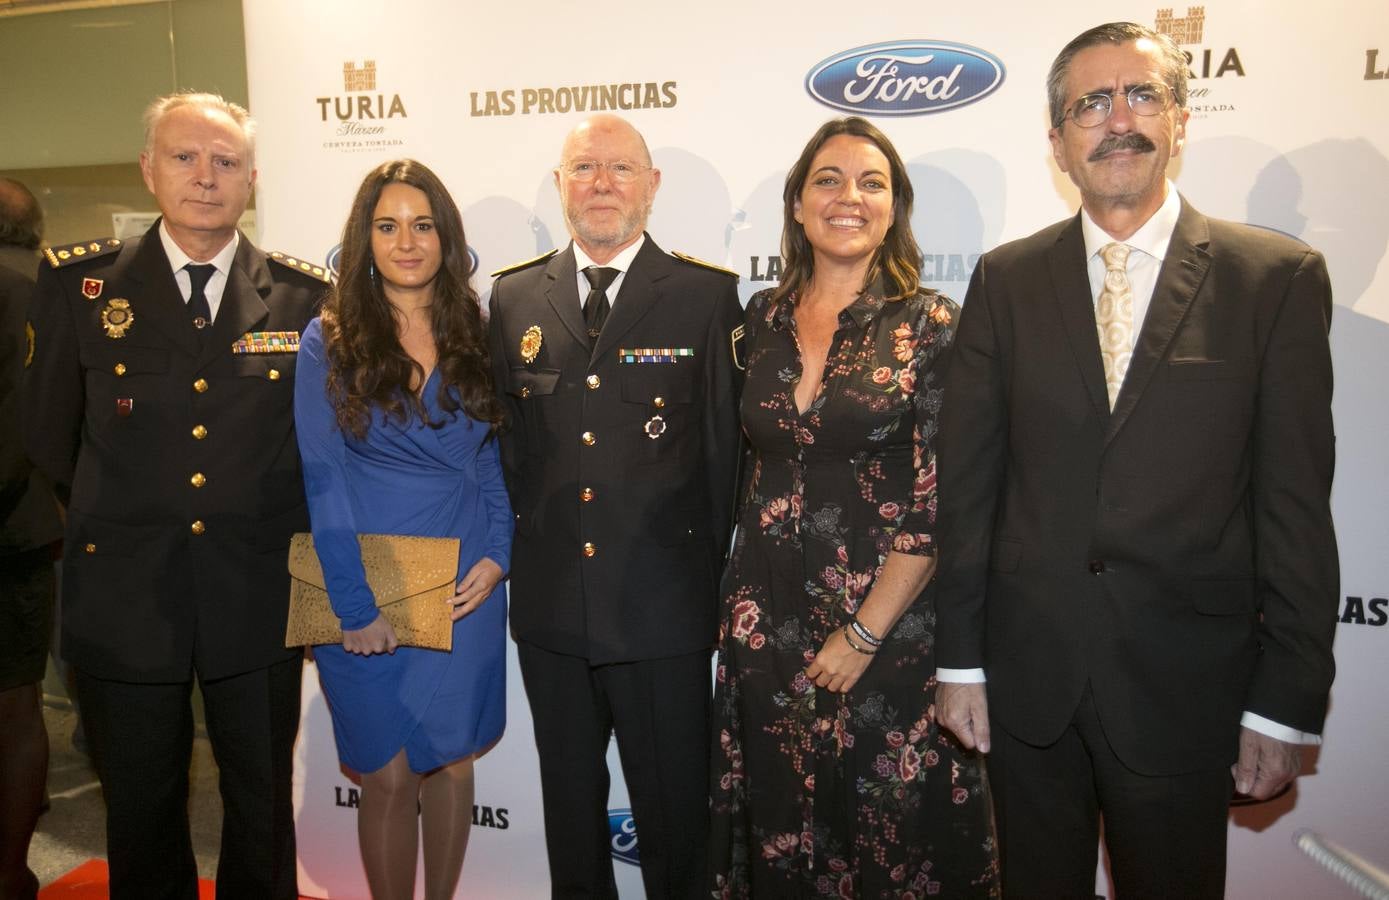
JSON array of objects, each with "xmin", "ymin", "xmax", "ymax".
[
  {"xmin": 989, "ymin": 683, "xmax": 1232, "ymax": 900},
  {"xmin": 76, "ymin": 655, "xmax": 302, "ymax": 900},
  {"xmin": 517, "ymin": 641, "xmax": 711, "ymax": 900}
]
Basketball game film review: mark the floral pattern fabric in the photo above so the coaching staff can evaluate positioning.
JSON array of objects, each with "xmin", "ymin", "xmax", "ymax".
[{"xmin": 709, "ymin": 286, "xmax": 999, "ymax": 898}]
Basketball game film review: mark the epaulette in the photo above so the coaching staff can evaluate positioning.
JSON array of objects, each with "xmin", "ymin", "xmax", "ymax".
[
  {"xmin": 269, "ymin": 251, "xmax": 332, "ymax": 283},
  {"xmin": 44, "ymin": 238, "xmax": 122, "ymax": 268},
  {"xmin": 670, "ymin": 250, "xmax": 739, "ymax": 280},
  {"xmin": 490, "ymin": 249, "xmax": 558, "ymax": 278}
]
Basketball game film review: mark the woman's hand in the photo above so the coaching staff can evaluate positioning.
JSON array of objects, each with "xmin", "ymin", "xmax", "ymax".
[
  {"xmin": 343, "ymin": 615, "xmax": 399, "ymax": 655},
  {"xmin": 805, "ymin": 628, "xmax": 874, "ymax": 694},
  {"xmin": 450, "ymin": 558, "xmax": 504, "ymax": 621}
]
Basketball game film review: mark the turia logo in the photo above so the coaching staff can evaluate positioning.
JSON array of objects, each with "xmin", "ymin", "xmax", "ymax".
[
  {"xmin": 805, "ymin": 41, "xmax": 1005, "ymax": 116},
  {"xmin": 1156, "ymin": 6, "xmax": 1205, "ymax": 44},
  {"xmin": 608, "ymin": 808, "xmax": 640, "ymax": 866}
]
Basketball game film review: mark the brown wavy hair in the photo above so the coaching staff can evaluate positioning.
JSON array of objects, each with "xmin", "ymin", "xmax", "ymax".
[
  {"xmin": 773, "ymin": 117, "xmax": 921, "ymax": 305},
  {"xmin": 321, "ymin": 159, "xmax": 502, "ymax": 439}
]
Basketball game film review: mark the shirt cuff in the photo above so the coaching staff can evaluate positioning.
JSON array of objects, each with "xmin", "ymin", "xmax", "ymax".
[
  {"xmin": 936, "ymin": 667, "xmax": 987, "ymax": 684},
  {"xmin": 1241, "ymin": 711, "xmax": 1322, "ymax": 745}
]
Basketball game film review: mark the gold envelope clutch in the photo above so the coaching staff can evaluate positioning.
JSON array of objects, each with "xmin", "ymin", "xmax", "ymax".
[{"xmin": 285, "ymin": 533, "xmax": 459, "ymax": 651}]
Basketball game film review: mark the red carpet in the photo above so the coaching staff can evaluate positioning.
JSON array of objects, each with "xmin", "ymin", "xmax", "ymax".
[
  {"xmin": 38, "ymin": 861, "xmax": 214, "ymax": 899},
  {"xmin": 39, "ymin": 860, "xmax": 315, "ymax": 899},
  {"xmin": 36, "ymin": 861, "xmax": 208, "ymax": 899}
]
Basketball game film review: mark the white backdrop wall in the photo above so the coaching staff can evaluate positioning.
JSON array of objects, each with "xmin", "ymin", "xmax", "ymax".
[{"xmin": 243, "ymin": 1, "xmax": 1389, "ymax": 896}]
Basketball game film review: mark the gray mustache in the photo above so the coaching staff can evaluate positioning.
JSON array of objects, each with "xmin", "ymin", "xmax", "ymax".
[{"xmin": 1088, "ymin": 133, "xmax": 1156, "ymax": 161}]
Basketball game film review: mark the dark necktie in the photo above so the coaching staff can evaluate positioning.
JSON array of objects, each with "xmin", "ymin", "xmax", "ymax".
[
  {"xmin": 185, "ymin": 263, "xmax": 216, "ymax": 340},
  {"xmin": 582, "ymin": 266, "xmax": 618, "ymax": 347}
]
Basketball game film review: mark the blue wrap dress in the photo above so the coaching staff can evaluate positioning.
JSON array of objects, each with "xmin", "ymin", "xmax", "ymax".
[{"xmin": 294, "ymin": 317, "xmax": 512, "ymax": 774}]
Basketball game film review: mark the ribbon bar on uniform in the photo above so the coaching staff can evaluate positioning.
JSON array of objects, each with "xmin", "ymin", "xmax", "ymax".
[
  {"xmin": 618, "ymin": 347, "xmax": 695, "ymax": 364},
  {"xmin": 232, "ymin": 330, "xmax": 302, "ymax": 354}
]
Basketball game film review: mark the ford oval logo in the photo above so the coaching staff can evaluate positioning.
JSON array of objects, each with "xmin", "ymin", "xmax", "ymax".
[
  {"xmin": 607, "ymin": 808, "xmax": 639, "ymax": 867},
  {"xmin": 806, "ymin": 41, "xmax": 1006, "ymax": 116}
]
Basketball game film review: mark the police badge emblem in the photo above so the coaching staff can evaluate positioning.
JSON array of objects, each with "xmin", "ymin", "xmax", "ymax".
[
  {"xmin": 101, "ymin": 298, "xmax": 133, "ymax": 338},
  {"xmin": 81, "ymin": 277, "xmax": 104, "ymax": 300},
  {"xmin": 520, "ymin": 325, "xmax": 543, "ymax": 364}
]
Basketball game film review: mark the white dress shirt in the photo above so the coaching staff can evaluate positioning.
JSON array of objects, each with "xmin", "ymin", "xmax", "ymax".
[
  {"xmin": 571, "ymin": 234, "xmax": 645, "ymax": 310},
  {"xmin": 157, "ymin": 221, "xmax": 239, "ymax": 323}
]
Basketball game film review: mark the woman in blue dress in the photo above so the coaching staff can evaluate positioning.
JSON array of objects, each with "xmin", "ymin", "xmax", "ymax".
[{"xmin": 294, "ymin": 159, "xmax": 511, "ymax": 900}]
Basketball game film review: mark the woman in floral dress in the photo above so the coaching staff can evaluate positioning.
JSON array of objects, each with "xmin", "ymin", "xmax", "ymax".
[{"xmin": 709, "ymin": 118, "xmax": 1000, "ymax": 898}]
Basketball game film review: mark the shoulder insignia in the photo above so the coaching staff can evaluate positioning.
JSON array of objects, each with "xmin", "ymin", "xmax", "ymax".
[
  {"xmin": 670, "ymin": 250, "xmax": 739, "ymax": 280},
  {"xmin": 44, "ymin": 238, "xmax": 122, "ymax": 269},
  {"xmin": 490, "ymin": 249, "xmax": 558, "ymax": 279},
  {"xmin": 269, "ymin": 251, "xmax": 333, "ymax": 283}
]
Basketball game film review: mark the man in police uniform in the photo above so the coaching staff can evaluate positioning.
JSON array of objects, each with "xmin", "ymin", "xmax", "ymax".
[
  {"xmin": 1, "ymin": 179, "xmax": 62, "ymax": 900},
  {"xmin": 22, "ymin": 92, "xmax": 327, "ymax": 900},
  {"xmin": 488, "ymin": 113, "xmax": 743, "ymax": 899}
]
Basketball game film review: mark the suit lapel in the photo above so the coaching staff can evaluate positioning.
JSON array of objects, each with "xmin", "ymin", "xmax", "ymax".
[
  {"xmin": 1047, "ymin": 217, "xmax": 1110, "ymax": 421},
  {"xmin": 1104, "ymin": 201, "xmax": 1211, "ymax": 448},
  {"xmin": 198, "ymin": 234, "xmax": 269, "ymax": 370},
  {"xmin": 127, "ymin": 227, "xmax": 199, "ymax": 356},
  {"xmin": 590, "ymin": 236, "xmax": 667, "ymax": 365},
  {"xmin": 543, "ymin": 247, "xmax": 588, "ymax": 349}
]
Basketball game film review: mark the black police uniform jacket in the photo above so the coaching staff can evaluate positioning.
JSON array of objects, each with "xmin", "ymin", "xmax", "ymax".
[
  {"xmin": 22, "ymin": 224, "xmax": 328, "ymax": 682},
  {"xmin": 488, "ymin": 236, "xmax": 744, "ymax": 665}
]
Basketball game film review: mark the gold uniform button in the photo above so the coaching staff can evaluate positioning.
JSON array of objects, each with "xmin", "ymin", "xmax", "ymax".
[
  {"xmin": 192, "ymin": 425, "xmax": 207, "ymax": 440},
  {"xmin": 190, "ymin": 520, "xmax": 205, "ymax": 535},
  {"xmin": 653, "ymin": 396, "xmax": 665, "ymax": 408},
  {"xmin": 582, "ymin": 542, "xmax": 596, "ymax": 558},
  {"xmin": 581, "ymin": 431, "xmax": 596, "ymax": 446},
  {"xmin": 84, "ymin": 543, "xmax": 96, "ymax": 554},
  {"xmin": 113, "ymin": 363, "xmax": 127, "ymax": 376},
  {"xmin": 580, "ymin": 487, "xmax": 595, "ymax": 502},
  {"xmin": 586, "ymin": 374, "xmax": 601, "ymax": 390},
  {"xmin": 519, "ymin": 385, "xmax": 532, "ymax": 398},
  {"xmin": 193, "ymin": 378, "xmax": 209, "ymax": 393},
  {"xmin": 190, "ymin": 472, "xmax": 206, "ymax": 488},
  {"xmin": 267, "ymin": 368, "xmax": 281, "ymax": 381}
]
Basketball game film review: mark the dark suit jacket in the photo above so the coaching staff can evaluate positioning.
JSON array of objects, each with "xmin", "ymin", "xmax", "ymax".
[
  {"xmin": 488, "ymin": 236, "xmax": 744, "ymax": 665},
  {"xmin": 936, "ymin": 199, "xmax": 1338, "ymax": 775},
  {"xmin": 22, "ymin": 224, "xmax": 327, "ymax": 682},
  {"xmin": 2, "ymin": 265, "xmax": 62, "ymax": 554}
]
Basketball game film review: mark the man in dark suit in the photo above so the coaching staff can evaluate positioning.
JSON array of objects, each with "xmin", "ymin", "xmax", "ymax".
[
  {"xmin": 488, "ymin": 113, "xmax": 743, "ymax": 898},
  {"xmin": 0, "ymin": 180, "xmax": 60, "ymax": 900},
  {"xmin": 1, "ymin": 260, "xmax": 61, "ymax": 900},
  {"xmin": 0, "ymin": 178, "xmax": 44, "ymax": 281},
  {"xmin": 935, "ymin": 22, "xmax": 1338, "ymax": 899},
  {"xmin": 22, "ymin": 92, "xmax": 328, "ymax": 900}
]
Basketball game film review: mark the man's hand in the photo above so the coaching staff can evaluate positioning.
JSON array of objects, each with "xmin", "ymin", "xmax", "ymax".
[
  {"xmin": 1232, "ymin": 726, "xmax": 1302, "ymax": 799},
  {"xmin": 450, "ymin": 558, "xmax": 504, "ymax": 621},
  {"xmin": 342, "ymin": 615, "xmax": 399, "ymax": 656},
  {"xmin": 936, "ymin": 681, "xmax": 991, "ymax": 753}
]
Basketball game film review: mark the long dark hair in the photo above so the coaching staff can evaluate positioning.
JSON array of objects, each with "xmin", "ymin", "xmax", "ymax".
[
  {"xmin": 321, "ymin": 159, "xmax": 502, "ymax": 439},
  {"xmin": 773, "ymin": 117, "xmax": 921, "ymax": 305}
]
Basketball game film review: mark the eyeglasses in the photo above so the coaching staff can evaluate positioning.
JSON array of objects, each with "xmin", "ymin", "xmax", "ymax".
[
  {"xmin": 561, "ymin": 160, "xmax": 651, "ymax": 183},
  {"xmin": 1063, "ymin": 82, "xmax": 1174, "ymax": 128}
]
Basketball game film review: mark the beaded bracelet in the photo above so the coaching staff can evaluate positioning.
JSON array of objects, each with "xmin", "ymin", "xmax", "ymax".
[
  {"xmin": 849, "ymin": 617, "xmax": 883, "ymax": 648},
  {"xmin": 841, "ymin": 625, "xmax": 877, "ymax": 655}
]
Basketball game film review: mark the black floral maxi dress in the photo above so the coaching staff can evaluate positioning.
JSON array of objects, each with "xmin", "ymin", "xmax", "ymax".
[{"xmin": 709, "ymin": 285, "xmax": 1000, "ymax": 899}]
